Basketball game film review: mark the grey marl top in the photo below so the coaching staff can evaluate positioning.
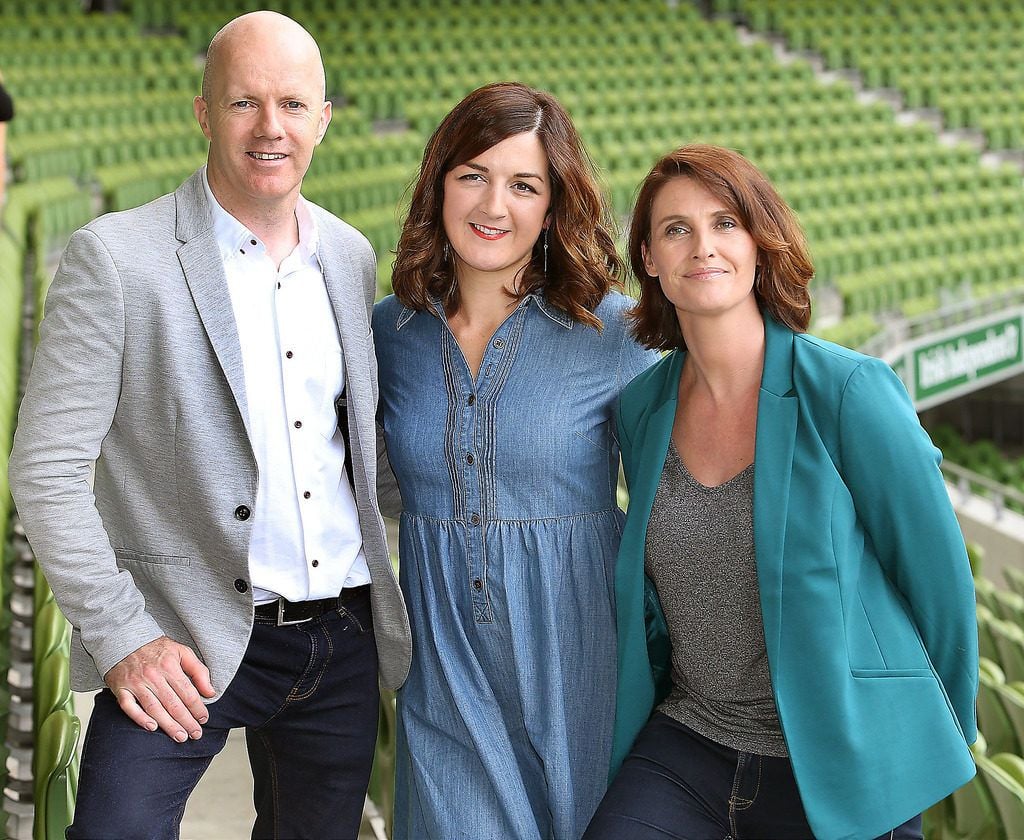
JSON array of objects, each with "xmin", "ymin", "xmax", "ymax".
[{"xmin": 644, "ymin": 441, "xmax": 788, "ymax": 757}]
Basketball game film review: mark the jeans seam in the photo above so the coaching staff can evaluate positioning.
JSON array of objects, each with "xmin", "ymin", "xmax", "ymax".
[
  {"xmin": 290, "ymin": 619, "xmax": 333, "ymax": 702},
  {"xmin": 731, "ymin": 755, "xmax": 761, "ymax": 811},
  {"xmin": 728, "ymin": 753, "xmax": 748, "ymax": 837},
  {"xmin": 255, "ymin": 727, "xmax": 281, "ymax": 839}
]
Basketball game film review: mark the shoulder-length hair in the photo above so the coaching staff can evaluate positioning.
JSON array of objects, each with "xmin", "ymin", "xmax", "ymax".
[
  {"xmin": 391, "ymin": 81, "xmax": 621, "ymax": 330},
  {"xmin": 628, "ymin": 144, "xmax": 813, "ymax": 351}
]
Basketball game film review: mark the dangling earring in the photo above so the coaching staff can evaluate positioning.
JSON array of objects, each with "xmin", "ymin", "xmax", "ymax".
[
  {"xmin": 443, "ymin": 240, "xmax": 450, "ymax": 262},
  {"xmin": 543, "ymin": 228, "xmax": 549, "ymax": 276}
]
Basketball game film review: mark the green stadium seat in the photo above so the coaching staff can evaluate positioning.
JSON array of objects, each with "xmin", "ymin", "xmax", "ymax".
[
  {"xmin": 976, "ymin": 753, "xmax": 1024, "ymax": 840},
  {"xmin": 977, "ymin": 658, "xmax": 1019, "ymax": 756}
]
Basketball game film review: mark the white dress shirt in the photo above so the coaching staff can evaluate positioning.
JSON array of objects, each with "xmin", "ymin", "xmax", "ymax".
[{"xmin": 202, "ymin": 168, "xmax": 370, "ymax": 603}]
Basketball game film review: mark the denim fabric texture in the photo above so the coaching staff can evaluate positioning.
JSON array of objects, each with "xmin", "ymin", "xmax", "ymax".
[
  {"xmin": 373, "ymin": 291, "xmax": 659, "ymax": 840},
  {"xmin": 68, "ymin": 591, "xmax": 379, "ymax": 840},
  {"xmin": 586, "ymin": 713, "xmax": 923, "ymax": 840}
]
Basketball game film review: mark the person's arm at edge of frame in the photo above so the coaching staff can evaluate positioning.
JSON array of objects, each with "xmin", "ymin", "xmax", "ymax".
[
  {"xmin": 836, "ymin": 355, "xmax": 979, "ymax": 743},
  {"xmin": 8, "ymin": 227, "xmax": 214, "ymax": 740}
]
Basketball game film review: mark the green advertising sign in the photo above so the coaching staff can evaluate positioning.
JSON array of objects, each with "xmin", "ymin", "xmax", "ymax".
[{"xmin": 912, "ymin": 315, "xmax": 1023, "ymax": 402}]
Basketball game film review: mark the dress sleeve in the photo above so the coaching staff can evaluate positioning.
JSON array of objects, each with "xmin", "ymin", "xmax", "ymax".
[{"xmin": 837, "ymin": 356, "xmax": 978, "ymax": 742}]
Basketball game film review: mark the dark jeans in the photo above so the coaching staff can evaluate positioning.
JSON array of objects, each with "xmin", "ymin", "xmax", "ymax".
[
  {"xmin": 585, "ymin": 713, "xmax": 923, "ymax": 840},
  {"xmin": 69, "ymin": 588, "xmax": 379, "ymax": 840}
]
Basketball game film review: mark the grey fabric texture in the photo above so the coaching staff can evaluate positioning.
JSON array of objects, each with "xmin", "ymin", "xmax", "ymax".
[
  {"xmin": 645, "ymin": 441, "xmax": 787, "ymax": 757},
  {"xmin": 9, "ymin": 169, "xmax": 412, "ymax": 693}
]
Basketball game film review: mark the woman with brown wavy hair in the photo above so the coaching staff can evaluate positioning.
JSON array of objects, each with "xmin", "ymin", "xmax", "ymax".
[
  {"xmin": 372, "ymin": 82, "xmax": 657, "ymax": 839},
  {"xmin": 585, "ymin": 145, "xmax": 976, "ymax": 839}
]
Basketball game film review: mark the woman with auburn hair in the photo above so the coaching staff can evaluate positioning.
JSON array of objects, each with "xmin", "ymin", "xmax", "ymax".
[
  {"xmin": 585, "ymin": 144, "xmax": 977, "ymax": 840},
  {"xmin": 372, "ymin": 82, "xmax": 658, "ymax": 839}
]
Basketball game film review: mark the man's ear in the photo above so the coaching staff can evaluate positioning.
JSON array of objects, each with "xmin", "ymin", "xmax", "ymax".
[
  {"xmin": 315, "ymin": 100, "xmax": 332, "ymax": 145},
  {"xmin": 193, "ymin": 96, "xmax": 213, "ymax": 140}
]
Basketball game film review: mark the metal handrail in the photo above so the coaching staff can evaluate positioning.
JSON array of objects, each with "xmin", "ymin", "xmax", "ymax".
[
  {"xmin": 941, "ymin": 460, "xmax": 1024, "ymax": 521},
  {"xmin": 859, "ymin": 287, "xmax": 1024, "ymax": 359}
]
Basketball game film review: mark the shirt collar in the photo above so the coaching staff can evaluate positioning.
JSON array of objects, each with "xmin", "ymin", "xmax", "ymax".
[
  {"xmin": 200, "ymin": 165, "xmax": 320, "ymax": 266},
  {"xmin": 396, "ymin": 292, "xmax": 574, "ymax": 331}
]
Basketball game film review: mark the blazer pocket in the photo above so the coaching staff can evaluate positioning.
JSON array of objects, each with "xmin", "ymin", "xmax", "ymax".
[
  {"xmin": 851, "ymin": 667, "xmax": 934, "ymax": 679},
  {"xmin": 113, "ymin": 549, "xmax": 190, "ymax": 567}
]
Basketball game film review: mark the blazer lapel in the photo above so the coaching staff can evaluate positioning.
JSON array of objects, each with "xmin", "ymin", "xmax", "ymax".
[
  {"xmin": 175, "ymin": 171, "xmax": 252, "ymax": 439},
  {"xmin": 753, "ymin": 316, "xmax": 799, "ymax": 667},
  {"xmin": 630, "ymin": 353, "xmax": 683, "ymax": 517},
  {"xmin": 318, "ymin": 232, "xmax": 367, "ymax": 364}
]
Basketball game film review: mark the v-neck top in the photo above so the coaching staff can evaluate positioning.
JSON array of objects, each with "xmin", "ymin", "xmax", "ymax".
[{"xmin": 645, "ymin": 441, "xmax": 787, "ymax": 757}]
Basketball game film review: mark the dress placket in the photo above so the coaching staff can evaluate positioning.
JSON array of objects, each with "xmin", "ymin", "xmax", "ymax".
[{"xmin": 439, "ymin": 299, "xmax": 529, "ymax": 624}]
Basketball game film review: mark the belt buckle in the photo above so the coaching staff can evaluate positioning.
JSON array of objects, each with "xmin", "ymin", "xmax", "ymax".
[{"xmin": 276, "ymin": 598, "xmax": 314, "ymax": 626}]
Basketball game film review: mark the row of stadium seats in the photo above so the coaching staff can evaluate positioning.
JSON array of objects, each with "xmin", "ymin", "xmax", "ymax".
[
  {"xmin": 928, "ymin": 547, "xmax": 1024, "ymax": 836},
  {"xmin": 724, "ymin": 0, "xmax": 1024, "ymax": 152},
  {"xmin": 8, "ymin": 1, "xmax": 1024, "ymax": 340}
]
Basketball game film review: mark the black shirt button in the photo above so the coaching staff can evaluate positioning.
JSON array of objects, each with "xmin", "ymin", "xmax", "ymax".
[
  {"xmin": 311, "ymin": 559, "xmax": 319, "ymax": 568},
  {"xmin": 468, "ymin": 394, "xmax": 476, "ymax": 406},
  {"xmin": 470, "ymin": 513, "xmax": 480, "ymax": 525},
  {"xmin": 234, "ymin": 579, "xmax": 248, "ymax": 593},
  {"xmin": 466, "ymin": 453, "xmax": 475, "ymax": 465},
  {"xmin": 303, "ymin": 491, "xmax": 311, "ymax": 499},
  {"xmin": 285, "ymin": 351, "xmax": 293, "ymax": 359},
  {"xmin": 234, "ymin": 505, "xmax": 251, "ymax": 521},
  {"xmin": 294, "ymin": 420, "xmax": 302, "ymax": 429},
  {"xmin": 250, "ymin": 239, "xmax": 257, "ymax": 246},
  {"xmin": 472, "ymin": 578, "xmax": 483, "ymax": 591}
]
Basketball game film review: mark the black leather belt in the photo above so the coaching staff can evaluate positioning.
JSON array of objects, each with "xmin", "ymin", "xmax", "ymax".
[{"xmin": 254, "ymin": 584, "xmax": 370, "ymax": 626}]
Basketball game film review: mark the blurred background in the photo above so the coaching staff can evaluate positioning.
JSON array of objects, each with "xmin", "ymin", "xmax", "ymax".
[{"xmin": 2, "ymin": 0, "xmax": 1024, "ymax": 836}]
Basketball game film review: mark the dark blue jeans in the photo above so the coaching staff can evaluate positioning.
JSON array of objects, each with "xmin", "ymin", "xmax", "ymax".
[
  {"xmin": 585, "ymin": 713, "xmax": 923, "ymax": 840},
  {"xmin": 68, "ymin": 589, "xmax": 379, "ymax": 840}
]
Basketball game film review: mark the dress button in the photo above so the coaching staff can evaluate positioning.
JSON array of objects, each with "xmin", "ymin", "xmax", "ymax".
[
  {"xmin": 234, "ymin": 579, "xmax": 248, "ymax": 593},
  {"xmin": 294, "ymin": 420, "xmax": 302, "ymax": 429},
  {"xmin": 285, "ymin": 350, "xmax": 293, "ymax": 359},
  {"xmin": 466, "ymin": 453, "xmax": 475, "ymax": 465},
  {"xmin": 470, "ymin": 513, "xmax": 480, "ymax": 525},
  {"xmin": 311, "ymin": 559, "xmax": 319, "ymax": 568},
  {"xmin": 472, "ymin": 578, "xmax": 483, "ymax": 591},
  {"xmin": 250, "ymin": 239, "xmax": 257, "ymax": 246},
  {"xmin": 493, "ymin": 338, "xmax": 504, "ymax": 349},
  {"xmin": 468, "ymin": 394, "xmax": 475, "ymax": 406},
  {"xmin": 234, "ymin": 505, "xmax": 251, "ymax": 521},
  {"xmin": 303, "ymin": 491, "xmax": 311, "ymax": 499}
]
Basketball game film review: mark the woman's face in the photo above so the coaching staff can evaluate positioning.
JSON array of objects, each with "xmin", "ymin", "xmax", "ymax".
[
  {"xmin": 442, "ymin": 131, "xmax": 551, "ymax": 289},
  {"xmin": 643, "ymin": 176, "xmax": 759, "ymax": 322}
]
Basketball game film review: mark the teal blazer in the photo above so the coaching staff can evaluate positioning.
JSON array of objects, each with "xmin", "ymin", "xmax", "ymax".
[{"xmin": 611, "ymin": 315, "xmax": 978, "ymax": 840}]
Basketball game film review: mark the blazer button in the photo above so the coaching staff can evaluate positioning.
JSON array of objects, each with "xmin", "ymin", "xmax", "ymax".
[
  {"xmin": 234, "ymin": 579, "xmax": 248, "ymax": 593},
  {"xmin": 234, "ymin": 505, "xmax": 251, "ymax": 521}
]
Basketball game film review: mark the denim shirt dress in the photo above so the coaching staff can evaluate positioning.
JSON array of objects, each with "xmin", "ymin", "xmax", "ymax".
[{"xmin": 373, "ymin": 291, "xmax": 658, "ymax": 840}]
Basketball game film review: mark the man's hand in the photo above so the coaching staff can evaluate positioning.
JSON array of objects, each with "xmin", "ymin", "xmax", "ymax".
[{"xmin": 104, "ymin": 636, "xmax": 216, "ymax": 742}]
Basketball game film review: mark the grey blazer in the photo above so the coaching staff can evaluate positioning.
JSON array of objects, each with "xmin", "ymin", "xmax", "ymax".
[{"xmin": 9, "ymin": 170, "xmax": 412, "ymax": 693}]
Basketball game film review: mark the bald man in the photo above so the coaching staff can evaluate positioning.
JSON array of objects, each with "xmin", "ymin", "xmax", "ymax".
[{"xmin": 9, "ymin": 12, "xmax": 410, "ymax": 838}]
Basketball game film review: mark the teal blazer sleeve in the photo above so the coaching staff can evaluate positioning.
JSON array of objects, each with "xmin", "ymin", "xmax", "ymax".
[{"xmin": 835, "ymin": 356, "xmax": 978, "ymax": 742}]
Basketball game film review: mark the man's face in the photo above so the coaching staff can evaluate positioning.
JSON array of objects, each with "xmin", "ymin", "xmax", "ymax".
[{"xmin": 194, "ymin": 30, "xmax": 330, "ymax": 214}]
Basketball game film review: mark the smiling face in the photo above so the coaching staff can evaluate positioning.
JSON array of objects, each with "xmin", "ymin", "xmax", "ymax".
[
  {"xmin": 193, "ymin": 13, "xmax": 330, "ymax": 218},
  {"xmin": 643, "ymin": 175, "xmax": 760, "ymax": 324},
  {"xmin": 441, "ymin": 131, "xmax": 551, "ymax": 290}
]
